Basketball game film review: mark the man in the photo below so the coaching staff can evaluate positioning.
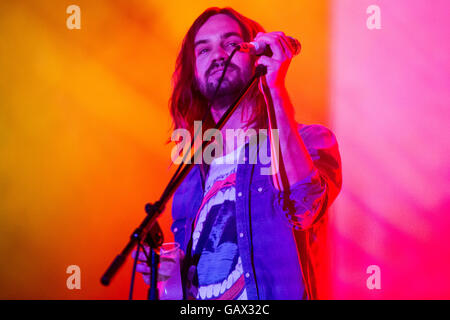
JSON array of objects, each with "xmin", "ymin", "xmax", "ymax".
[{"xmin": 135, "ymin": 7, "xmax": 342, "ymax": 300}]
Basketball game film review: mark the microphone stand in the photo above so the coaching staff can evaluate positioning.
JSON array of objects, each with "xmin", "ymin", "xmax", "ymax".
[{"xmin": 100, "ymin": 64, "xmax": 268, "ymax": 299}]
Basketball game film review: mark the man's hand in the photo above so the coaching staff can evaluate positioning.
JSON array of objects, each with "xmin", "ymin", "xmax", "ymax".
[
  {"xmin": 252, "ymin": 31, "xmax": 315, "ymax": 190},
  {"xmin": 131, "ymin": 244, "xmax": 184, "ymax": 285},
  {"xmin": 253, "ymin": 31, "xmax": 295, "ymax": 89},
  {"xmin": 132, "ymin": 244, "xmax": 153, "ymax": 285}
]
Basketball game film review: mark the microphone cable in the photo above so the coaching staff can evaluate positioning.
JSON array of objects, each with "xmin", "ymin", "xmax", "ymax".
[{"xmin": 165, "ymin": 46, "xmax": 240, "ymax": 196}]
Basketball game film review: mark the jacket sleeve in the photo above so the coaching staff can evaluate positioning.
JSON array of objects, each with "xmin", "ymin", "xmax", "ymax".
[
  {"xmin": 170, "ymin": 182, "xmax": 189, "ymax": 253},
  {"xmin": 169, "ymin": 166, "xmax": 204, "ymax": 254},
  {"xmin": 273, "ymin": 124, "xmax": 342, "ymax": 230},
  {"xmin": 170, "ymin": 213, "xmax": 187, "ymax": 252}
]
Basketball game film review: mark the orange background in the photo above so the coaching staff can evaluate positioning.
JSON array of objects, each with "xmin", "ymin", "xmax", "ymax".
[{"xmin": 0, "ymin": 0, "xmax": 328, "ymax": 299}]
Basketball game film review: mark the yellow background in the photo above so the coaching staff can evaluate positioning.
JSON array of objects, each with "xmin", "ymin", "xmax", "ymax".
[{"xmin": 0, "ymin": 0, "xmax": 328, "ymax": 299}]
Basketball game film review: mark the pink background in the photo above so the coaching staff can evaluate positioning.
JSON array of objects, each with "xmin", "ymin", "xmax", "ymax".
[{"xmin": 329, "ymin": 0, "xmax": 450, "ymax": 298}]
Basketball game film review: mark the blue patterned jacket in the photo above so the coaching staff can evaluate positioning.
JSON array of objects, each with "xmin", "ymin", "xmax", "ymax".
[{"xmin": 171, "ymin": 123, "xmax": 342, "ymax": 299}]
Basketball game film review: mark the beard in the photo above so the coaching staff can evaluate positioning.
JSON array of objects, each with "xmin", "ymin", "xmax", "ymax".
[{"xmin": 198, "ymin": 63, "xmax": 251, "ymax": 105}]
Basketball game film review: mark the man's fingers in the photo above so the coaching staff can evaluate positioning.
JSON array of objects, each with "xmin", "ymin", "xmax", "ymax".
[
  {"xmin": 279, "ymin": 39, "xmax": 293, "ymax": 59},
  {"xmin": 134, "ymin": 251, "xmax": 149, "ymax": 262},
  {"xmin": 276, "ymin": 35, "xmax": 294, "ymax": 58},
  {"xmin": 142, "ymin": 275, "xmax": 150, "ymax": 285},
  {"xmin": 272, "ymin": 31, "xmax": 295, "ymax": 52},
  {"xmin": 133, "ymin": 245, "xmax": 184, "ymax": 287},
  {"xmin": 140, "ymin": 251, "xmax": 150, "ymax": 261},
  {"xmin": 256, "ymin": 55, "xmax": 280, "ymax": 70},
  {"xmin": 141, "ymin": 244, "xmax": 151, "ymax": 254},
  {"xmin": 132, "ymin": 246, "xmax": 151, "ymax": 262},
  {"xmin": 136, "ymin": 264, "xmax": 151, "ymax": 274},
  {"xmin": 254, "ymin": 32, "xmax": 294, "ymax": 60},
  {"xmin": 139, "ymin": 254, "xmax": 176, "ymax": 264},
  {"xmin": 136, "ymin": 264, "xmax": 173, "ymax": 283},
  {"xmin": 254, "ymin": 33, "xmax": 285, "ymax": 60}
]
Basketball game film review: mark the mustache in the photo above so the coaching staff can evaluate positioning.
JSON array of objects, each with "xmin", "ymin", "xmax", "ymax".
[{"xmin": 206, "ymin": 62, "xmax": 239, "ymax": 78}]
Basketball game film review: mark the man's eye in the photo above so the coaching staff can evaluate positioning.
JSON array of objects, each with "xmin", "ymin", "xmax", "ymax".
[
  {"xmin": 227, "ymin": 42, "xmax": 238, "ymax": 47},
  {"xmin": 199, "ymin": 48, "xmax": 209, "ymax": 55}
]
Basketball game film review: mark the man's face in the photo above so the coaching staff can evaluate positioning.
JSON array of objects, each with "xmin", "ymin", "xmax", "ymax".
[{"xmin": 194, "ymin": 14, "xmax": 253, "ymax": 102}]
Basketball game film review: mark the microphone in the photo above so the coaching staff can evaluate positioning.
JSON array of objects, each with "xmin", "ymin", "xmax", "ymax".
[{"xmin": 237, "ymin": 36, "xmax": 301, "ymax": 56}]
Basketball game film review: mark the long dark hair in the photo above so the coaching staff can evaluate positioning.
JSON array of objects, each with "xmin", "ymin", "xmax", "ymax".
[{"xmin": 169, "ymin": 7, "xmax": 268, "ymax": 135}]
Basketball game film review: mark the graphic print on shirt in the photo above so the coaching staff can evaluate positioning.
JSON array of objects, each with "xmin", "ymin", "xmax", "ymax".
[{"xmin": 187, "ymin": 148, "xmax": 247, "ymax": 300}]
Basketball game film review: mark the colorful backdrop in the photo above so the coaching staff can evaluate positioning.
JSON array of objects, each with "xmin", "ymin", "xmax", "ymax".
[{"xmin": 0, "ymin": 0, "xmax": 448, "ymax": 299}]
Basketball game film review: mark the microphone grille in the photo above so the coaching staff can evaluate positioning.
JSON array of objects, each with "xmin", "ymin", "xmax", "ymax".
[{"xmin": 251, "ymin": 41, "xmax": 263, "ymax": 52}]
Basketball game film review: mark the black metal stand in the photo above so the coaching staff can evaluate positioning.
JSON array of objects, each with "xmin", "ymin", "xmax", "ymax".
[
  {"xmin": 100, "ymin": 64, "xmax": 268, "ymax": 299},
  {"xmin": 128, "ymin": 241, "xmax": 141, "ymax": 300},
  {"xmin": 148, "ymin": 248, "xmax": 159, "ymax": 300}
]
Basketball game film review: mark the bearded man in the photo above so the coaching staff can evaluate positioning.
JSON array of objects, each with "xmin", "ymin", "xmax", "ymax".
[{"xmin": 135, "ymin": 7, "xmax": 342, "ymax": 300}]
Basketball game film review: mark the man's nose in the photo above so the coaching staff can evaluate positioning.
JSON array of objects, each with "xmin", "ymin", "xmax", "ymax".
[{"xmin": 211, "ymin": 45, "xmax": 229, "ymax": 64}]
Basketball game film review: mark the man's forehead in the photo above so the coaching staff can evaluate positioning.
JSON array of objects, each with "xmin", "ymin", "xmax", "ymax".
[{"xmin": 195, "ymin": 14, "xmax": 243, "ymax": 42}]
